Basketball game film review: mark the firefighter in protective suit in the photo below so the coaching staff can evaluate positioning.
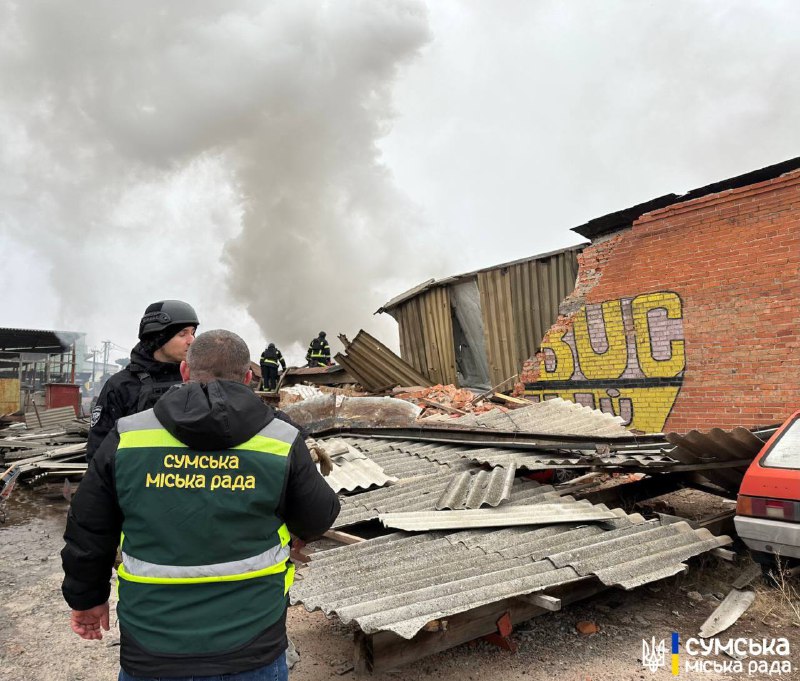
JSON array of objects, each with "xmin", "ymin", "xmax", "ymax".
[
  {"xmin": 86, "ymin": 300, "xmax": 199, "ymax": 462},
  {"xmin": 259, "ymin": 343, "xmax": 286, "ymax": 392},
  {"xmin": 305, "ymin": 331, "xmax": 331, "ymax": 367}
]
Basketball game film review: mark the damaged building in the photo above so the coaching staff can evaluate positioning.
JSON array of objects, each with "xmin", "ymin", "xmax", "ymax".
[
  {"xmin": 380, "ymin": 156, "xmax": 800, "ymax": 434},
  {"xmin": 377, "ymin": 246, "xmax": 581, "ymax": 390}
]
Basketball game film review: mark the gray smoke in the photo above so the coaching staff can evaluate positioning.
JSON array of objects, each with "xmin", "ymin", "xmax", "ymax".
[{"xmin": 0, "ymin": 1, "xmax": 440, "ymax": 362}]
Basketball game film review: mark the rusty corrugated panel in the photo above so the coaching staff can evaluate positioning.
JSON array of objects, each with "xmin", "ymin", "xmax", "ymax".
[
  {"xmin": 24, "ymin": 406, "xmax": 76, "ymax": 429},
  {"xmin": 477, "ymin": 269, "xmax": 517, "ymax": 387},
  {"xmin": 0, "ymin": 378, "xmax": 20, "ymax": 414},
  {"xmin": 418, "ymin": 288, "xmax": 457, "ymax": 385},
  {"xmin": 509, "ymin": 249, "xmax": 580, "ymax": 367},
  {"xmin": 395, "ymin": 300, "xmax": 429, "ymax": 377},
  {"xmin": 336, "ymin": 331, "xmax": 433, "ymax": 392}
]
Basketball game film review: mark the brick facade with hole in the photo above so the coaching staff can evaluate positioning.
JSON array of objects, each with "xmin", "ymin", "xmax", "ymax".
[{"xmin": 521, "ymin": 170, "xmax": 800, "ymax": 434}]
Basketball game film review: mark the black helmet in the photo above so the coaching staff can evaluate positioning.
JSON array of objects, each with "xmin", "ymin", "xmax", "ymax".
[
  {"xmin": 138, "ymin": 300, "xmax": 199, "ymax": 340},
  {"xmin": 318, "ymin": 331, "xmax": 326, "ymax": 339},
  {"xmin": 268, "ymin": 342, "xmax": 275, "ymax": 349}
]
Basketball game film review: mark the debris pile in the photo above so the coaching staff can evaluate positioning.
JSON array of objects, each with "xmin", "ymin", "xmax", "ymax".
[
  {"xmin": 0, "ymin": 411, "xmax": 88, "ymax": 504},
  {"xmin": 392, "ymin": 384, "xmax": 511, "ymax": 418}
]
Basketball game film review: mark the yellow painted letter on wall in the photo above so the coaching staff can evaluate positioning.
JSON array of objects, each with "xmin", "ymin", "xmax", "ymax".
[
  {"xmin": 538, "ymin": 328, "xmax": 575, "ymax": 381},
  {"xmin": 632, "ymin": 292, "xmax": 685, "ymax": 378},
  {"xmin": 573, "ymin": 300, "xmax": 627, "ymax": 380}
]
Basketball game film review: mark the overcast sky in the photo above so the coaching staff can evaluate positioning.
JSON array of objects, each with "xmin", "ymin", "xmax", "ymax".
[{"xmin": 1, "ymin": 1, "xmax": 798, "ymax": 366}]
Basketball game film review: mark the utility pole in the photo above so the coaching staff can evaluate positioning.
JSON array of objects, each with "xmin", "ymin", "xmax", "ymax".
[
  {"xmin": 91, "ymin": 349, "xmax": 98, "ymax": 387},
  {"xmin": 102, "ymin": 341, "xmax": 111, "ymax": 379}
]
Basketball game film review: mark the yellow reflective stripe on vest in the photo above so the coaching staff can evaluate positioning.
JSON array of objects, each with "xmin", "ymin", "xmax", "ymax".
[
  {"xmin": 119, "ymin": 429, "xmax": 188, "ymax": 449},
  {"xmin": 284, "ymin": 562, "xmax": 295, "ymax": 596},
  {"xmin": 232, "ymin": 434, "xmax": 291, "ymax": 455},
  {"xmin": 118, "ymin": 524, "xmax": 291, "ymax": 585},
  {"xmin": 117, "ymin": 558, "xmax": 289, "ymax": 585}
]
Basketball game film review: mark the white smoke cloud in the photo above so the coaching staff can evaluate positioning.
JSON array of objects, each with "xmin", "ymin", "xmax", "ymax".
[{"xmin": 0, "ymin": 0, "xmax": 440, "ymax": 364}]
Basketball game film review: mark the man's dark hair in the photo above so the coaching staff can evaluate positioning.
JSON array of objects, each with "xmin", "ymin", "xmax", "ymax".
[{"xmin": 187, "ymin": 330, "xmax": 250, "ymax": 382}]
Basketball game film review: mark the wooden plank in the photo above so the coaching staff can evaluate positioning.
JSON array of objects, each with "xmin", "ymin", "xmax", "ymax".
[
  {"xmin": 518, "ymin": 593, "xmax": 561, "ymax": 611},
  {"xmin": 711, "ymin": 548, "xmax": 736, "ymax": 562},
  {"xmin": 420, "ymin": 398, "xmax": 467, "ymax": 416},
  {"xmin": 356, "ymin": 580, "xmax": 604, "ymax": 674},
  {"xmin": 490, "ymin": 393, "xmax": 529, "ymax": 406},
  {"xmin": 323, "ymin": 529, "xmax": 365, "ymax": 545}
]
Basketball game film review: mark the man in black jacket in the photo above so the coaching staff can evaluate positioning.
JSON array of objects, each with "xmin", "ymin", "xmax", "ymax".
[
  {"xmin": 62, "ymin": 329, "xmax": 340, "ymax": 681},
  {"xmin": 86, "ymin": 300, "xmax": 199, "ymax": 461}
]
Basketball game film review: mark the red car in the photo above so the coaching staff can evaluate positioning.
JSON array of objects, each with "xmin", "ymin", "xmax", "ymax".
[{"xmin": 735, "ymin": 411, "xmax": 800, "ymax": 581}]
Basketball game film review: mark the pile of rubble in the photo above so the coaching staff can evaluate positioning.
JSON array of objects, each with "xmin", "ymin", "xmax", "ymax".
[
  {"xmin": 392, "ymin": 384, "xmax": 519, "ymax": 419},
  {"xmin": 0, "ymin": 408, "xmax": 88, "ymax": 505}
]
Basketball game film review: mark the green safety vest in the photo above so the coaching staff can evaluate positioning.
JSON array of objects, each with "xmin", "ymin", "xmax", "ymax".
[{"xmin": 114, "ymin": 409, "xmax": 296, "ymax": 655}]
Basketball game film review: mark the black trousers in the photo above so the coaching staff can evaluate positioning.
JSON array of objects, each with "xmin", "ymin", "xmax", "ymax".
[{"xmin": 262, "ymin": 365, "xmax": 279, "ymax": 391}]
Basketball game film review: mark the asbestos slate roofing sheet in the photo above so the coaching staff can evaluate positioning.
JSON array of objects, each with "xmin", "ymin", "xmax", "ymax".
[
  {"xmin": 464, "ymin": 448, "xmax": 676, "ymax": 471},
  {"xmin": 293, "ymin": 514, "xmax": 732, "ymax": 639},
  {"xmin": 333, "ymin": 474, "xmax": 559, "ymax": 529},
  {"xmin": 380, "ymin": 501, "xmax": 618, "ymax": 531},
  {"xmin": 435, "ymin": 466, "xmax": 516, "ymax": 510},
  {"xmin": 445, "ymin": 397, "xmax": 631, "ymax": 437}
]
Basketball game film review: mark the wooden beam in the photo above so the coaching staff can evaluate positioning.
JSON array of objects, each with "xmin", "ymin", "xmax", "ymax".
[
  {"xmin": 490, "ymin": 392, "xmax": 530, "ymax": 406},
  {"xmin": 711, "ymin": 548, "xmax": 737, "ymax": 562},
  {"xmin": 323, "ymin": 529, "xmax": 365, "ymax": 545},
  {"xmin": 517, "ymin": 593, "xmax": 561, "ymax": 611},
  {"xmin": 419, "ymin": 398, "xmax": 467, "ymax": 416}
]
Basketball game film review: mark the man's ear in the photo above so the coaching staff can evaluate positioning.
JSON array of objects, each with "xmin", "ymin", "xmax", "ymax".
[
  {"xmin": 244, "ymin": 368, "xmax": 253, "ymax": 385},
  {"xmin": 180, "ymin": 361, "xmax": 191, "ymax": 383}
]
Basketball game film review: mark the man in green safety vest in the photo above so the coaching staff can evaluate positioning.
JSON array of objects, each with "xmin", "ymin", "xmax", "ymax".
[{"xmin": 61, "ymin": 329, "xmax": 340, "ymax": 681}]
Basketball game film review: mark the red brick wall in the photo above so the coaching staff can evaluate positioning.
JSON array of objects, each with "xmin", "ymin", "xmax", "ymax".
[{"xmin": 523, "ymin": 170, "xmax": 800, "ymax": 433}]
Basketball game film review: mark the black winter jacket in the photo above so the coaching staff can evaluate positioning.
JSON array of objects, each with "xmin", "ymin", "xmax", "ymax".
[
  {"xmin": 86, "ymin": 344, "xmax": 182, "ymax": 461},
  {"xmin": 63, "ymin": 380, "xmax": 340, "ymax": 677}
]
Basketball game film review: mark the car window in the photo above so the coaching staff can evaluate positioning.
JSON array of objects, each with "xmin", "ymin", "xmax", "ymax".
[{"xmin": 762, "ymin": 418, "xmax": 800, "ymax": 469}]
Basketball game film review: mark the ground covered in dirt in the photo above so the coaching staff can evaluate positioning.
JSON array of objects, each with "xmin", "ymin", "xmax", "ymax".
[{"xmin": 2, "ymin": 488, "xmax": 799, "ymax": 681}]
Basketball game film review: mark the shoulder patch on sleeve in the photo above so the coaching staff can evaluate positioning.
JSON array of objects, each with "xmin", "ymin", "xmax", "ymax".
[{"xmin": 90, "ymin": 406, "xmax": 103, "ymax": 428}]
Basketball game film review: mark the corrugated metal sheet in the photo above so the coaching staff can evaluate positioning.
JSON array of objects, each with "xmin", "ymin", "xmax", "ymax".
[
  {"xmin": 335, "ymin": 330, "xmax": 433, "ymax": 392},
  {"xmin": 379, "ymin": 247, "xmax": 581, "ymax": 388},
  {"xmin": 394, "ymin": 299, "xmax": 428, "ymax": 378},
  {"xmin": 435, "ymin": 467, "xmax": 516, "ymax": 510},
  {"xmin": 665, "ymin": 426, "xmax": 769, "ymax": 492},
  {"xmin": 442, "ymin": 397, "xmax": 629, "ymax": 437},
  {"xmin": 477, "ymin": 268, "xmax": 517, "ymax": 388},
  {"xmin": 380, "ymin": 502, "xmax": 619, "ymax": 531},
  {"xmin": 424, "ymin": 287, "xmax": 458, "ymax": 385},
  {"xmin": 509, "ymin": 252, "xmax": 579, "ymax": 362},
  {"xmin": 24, "ymin": 406, "xmax": 76, "ymax": 429},
  {"xmin": 292, "ymin": 515, "xmax": 731, "ymax": 639}
]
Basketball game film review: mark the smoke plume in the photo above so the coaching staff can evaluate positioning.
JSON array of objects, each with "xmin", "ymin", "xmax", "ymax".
[{"xmin": 0, "ymin": 1, "xmax": 439, "ymax": 362}]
